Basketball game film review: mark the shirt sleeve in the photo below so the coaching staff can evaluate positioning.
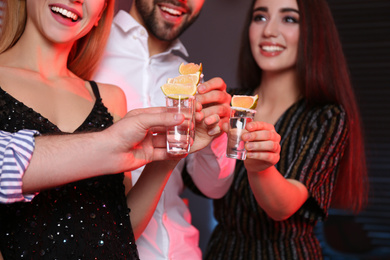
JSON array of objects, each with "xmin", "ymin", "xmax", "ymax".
[
  {"xmin": 284, "ymin": 105, "xmax": 348, "ymax": 220},
  {"xmin": 185, "ymin": 133, "xmax": 236, "ymax": 199},
  {"xmin": 0, "ymin": 130, "xmax": 40, "ymax": 204}
]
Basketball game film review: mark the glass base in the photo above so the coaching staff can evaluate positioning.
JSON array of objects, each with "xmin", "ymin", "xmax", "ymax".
[
  {"xmin": 226, "ymin": 150, "xmax": 247, "ymax": 160},
  {"xmin": 167, "ymin": 145, "xmax": 190, "ymax": 155}
]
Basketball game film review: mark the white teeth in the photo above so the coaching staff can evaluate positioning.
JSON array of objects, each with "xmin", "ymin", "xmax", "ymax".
[
  {"xmin": 262, "ymin": 45, "xmax": 284, "ymax": 52},
  {"xmin": 160, "ymin": 6, "xmax": 182, "ymax": 16},
  {"xmin": 51, "ymin": 6, "xmax": 79, "ymax": 21}
]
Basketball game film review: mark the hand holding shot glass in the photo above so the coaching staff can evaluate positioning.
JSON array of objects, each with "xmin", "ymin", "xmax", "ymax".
[
  {"xmin": 226, "ymin": 107, "xmax": 256, "ymax": 160},
  {"xmin": 161, "ymin": 62, "xmax": 202, "ymax": 155},
  {"xmin": 226, "ymin": 95, "xmax": 259, "ymax": 160},
  {"xmin": 165, "ymin": 94, "xmax": 195, "ymax": 155}
]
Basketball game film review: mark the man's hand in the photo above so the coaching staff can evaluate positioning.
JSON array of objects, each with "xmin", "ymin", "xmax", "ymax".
[
  {"xmin": 104, "ymin": 107, "xmax": 186, "ymax": 170},
  {"xmin": 21, "ymin": 107, "xmax": 185, "ymax": 194},
  {"xmin": 190, "ymin": 77, "xmax": 231, "ymax": 153},
  {"xmin": 196, "ymin": 77, "xmax": 231, "ymax": 125}
]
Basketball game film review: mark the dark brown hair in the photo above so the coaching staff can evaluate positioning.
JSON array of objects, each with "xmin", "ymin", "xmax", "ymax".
[{"xmin": 238, "ymin": 0, "xmax": 368, "ymax": 213}]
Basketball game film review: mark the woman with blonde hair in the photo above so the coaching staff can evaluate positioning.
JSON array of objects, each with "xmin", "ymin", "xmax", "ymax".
[
  {"xmin": 0, "ymin": 0, "xmax": 222, "ymax": 258},
  {"xmin": 0, "ymin": 0, "xmax": 144, "ymax": 258},
  {"xmin": 0, "ymin": 0, "xmax": 114, "ymax": 80}
]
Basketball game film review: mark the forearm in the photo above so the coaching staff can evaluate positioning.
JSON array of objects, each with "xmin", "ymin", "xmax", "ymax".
[
  {"xmin": 247, "ymin": 166, "xmax": 308, "ymax": 221},
  {"xmin": 22, "ymin": 131, "xmax": 123, "ymax": 193},
  {"xmin": 187, "ymin": 134, "xmax": 235, "ymax": 198},
  {"xmin": 126, "ymin": 160, "xmax": 178, "ymax": 239}
]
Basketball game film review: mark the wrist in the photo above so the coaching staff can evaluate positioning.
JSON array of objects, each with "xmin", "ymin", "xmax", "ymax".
[
  {"xmin": 247, "ymin": 165, "xmax": 275, "ymax": 177},
  {"xmin": 84, "ymin": 131, "xmax": 124, "ymax": 174}
]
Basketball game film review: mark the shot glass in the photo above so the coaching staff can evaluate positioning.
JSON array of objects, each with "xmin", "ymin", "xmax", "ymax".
[
  {"xmin": 166, "ymin": 94, "xmax": 195, "ymax": 155},
  {"xmin": 189, "ymin": 102, "xmax": 196, "ymax": 141},
  {"xmin": 226, "ymin": 107, "xmax": 256, "ymax": 160}
]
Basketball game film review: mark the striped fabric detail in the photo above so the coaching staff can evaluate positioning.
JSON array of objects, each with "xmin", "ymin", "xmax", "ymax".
[
  {"xmin": 205, "ymin": 100, "xmax": 348, "ymax": 260},
  {"xmin": 0, "ymin": 130, "xmax": 38, "ymax": 203}
]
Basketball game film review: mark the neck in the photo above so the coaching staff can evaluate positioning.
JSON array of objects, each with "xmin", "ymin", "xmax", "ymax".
[
  {"xmin": 254, "ymin": 68, "xmax": 301, "ymax": 124},
  {"xmin": 147, "ymin": 32, "xmax": 172, "ymax": 57},
  {"xmin": 2, "ymin": 23, "xmax": 73, "ymax": 80},
  {"xmin": 129, "ymin": 4, "xmax": 173, "ymax": 57},
  {"xmin": 257, "ymin": 69, "xmax": 301, "ymax": 106}
]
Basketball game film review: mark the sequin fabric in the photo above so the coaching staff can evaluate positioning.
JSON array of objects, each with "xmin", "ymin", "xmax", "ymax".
[{"xmin": 0, "ymin": 83, "xmax": 139, "ymax": 259}]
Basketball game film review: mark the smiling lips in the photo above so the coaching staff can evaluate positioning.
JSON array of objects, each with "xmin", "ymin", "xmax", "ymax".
[
  {"xmin": 158, "ymin": 3, "xmax": 187, "ymax": 18},
  {"xmin": 160, "ymin": 5, "xmax": 183, "ymax": 16},
  {"xmin": 260, "ymin": 43, "xmax": 285, "ymax": 57},
  {"xmin": 50, "ymin": 5, "xmax": 80, "ymax": 22}
]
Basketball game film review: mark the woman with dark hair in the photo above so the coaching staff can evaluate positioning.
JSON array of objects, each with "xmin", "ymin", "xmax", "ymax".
[{"xmin": 205, "ymin": 0, "xmax": 368, "ymax": 259}]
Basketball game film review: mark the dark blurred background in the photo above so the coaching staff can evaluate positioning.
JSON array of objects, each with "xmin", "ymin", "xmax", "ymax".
[{"xmin": 116, "ymin": 0, "xmax": 390, "ymax": 258}]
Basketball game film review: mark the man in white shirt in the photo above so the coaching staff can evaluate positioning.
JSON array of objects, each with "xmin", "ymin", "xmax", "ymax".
[{"xmin": 94, "ymin": 0, "xmax": 236, "ymax": 259}]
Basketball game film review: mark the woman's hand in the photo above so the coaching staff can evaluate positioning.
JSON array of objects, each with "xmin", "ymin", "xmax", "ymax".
[{"xmin": 242, "ymin": 121, "xmax": 281, "ymax": 173}]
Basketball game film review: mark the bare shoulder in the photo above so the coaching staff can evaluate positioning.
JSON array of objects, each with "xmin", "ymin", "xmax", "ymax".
[{"xmin": 96, "ymin": 82, "xmax": 127, "ymax": 121}]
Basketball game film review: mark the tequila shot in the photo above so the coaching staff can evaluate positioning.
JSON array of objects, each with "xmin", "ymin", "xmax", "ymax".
[
  {"xmin": 166, "ymin": 94, "xmax": 195, "ymax": 155},
  {"xmin": 226, "ymin": 107, "xmax": 256, "ymax": 160}
]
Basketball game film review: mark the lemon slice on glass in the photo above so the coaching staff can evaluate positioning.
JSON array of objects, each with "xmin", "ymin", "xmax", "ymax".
[
  {"xmin": 167, "ymin": 74, "xmax": 200, "ymax": 85},
  {"xmin": 231, "ymin": 94, "xmax": 259, "ymax": 109},
  {"xmin": 178, "ymin": 62, "xmax": 202, "ymax": 76},
  {"xmin": 161, "ymin": 83, "xmax": 197, "ymax": 97}
]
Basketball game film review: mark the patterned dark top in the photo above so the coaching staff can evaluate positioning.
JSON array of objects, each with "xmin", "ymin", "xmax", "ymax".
[
  {"xmin": 205, "ymin": 99, "xmax": 348, "ymax": 260},
  {"xmin": 0, "ymin": 81, "xmax": 139, "ymax": 259}
]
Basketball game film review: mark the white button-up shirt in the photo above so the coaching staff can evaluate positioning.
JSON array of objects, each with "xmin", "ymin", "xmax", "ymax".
[{"xmin": 94, "ymin": 10, "xmax": 235, "ymax": 260}]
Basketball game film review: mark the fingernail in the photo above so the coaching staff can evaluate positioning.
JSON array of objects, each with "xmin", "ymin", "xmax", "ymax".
[
  {"xmin": 208, "ymin": 130, "xmax": 219, "ymax": 136},
  {"xmin": 208, "ymin": 126, "xmax": 221, "ymax": 135},
  {"xmin": 174, "ymin": 114, "xmax": 182, "ymax": 121},
  {"xmin": 198, "ymin": 85, "xmax": 206, "ymax": 92},
  {"xmin": 243, "ymin": 133, "xmax": 250, "ymax": 140}
]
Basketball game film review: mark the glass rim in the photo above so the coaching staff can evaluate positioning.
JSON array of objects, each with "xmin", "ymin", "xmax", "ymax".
[
  {"xmin": 230, "ymin": 106, "xmax": 257, "ymax": 113},
  {"xmin": 165, "ymin": 94, "xmax": 195, "ymax": 99}
]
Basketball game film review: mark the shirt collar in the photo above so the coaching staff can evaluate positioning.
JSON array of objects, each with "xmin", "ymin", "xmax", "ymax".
[{"xmin": 113, "ymin": 10, "xmax": 189, "ymax": 58}]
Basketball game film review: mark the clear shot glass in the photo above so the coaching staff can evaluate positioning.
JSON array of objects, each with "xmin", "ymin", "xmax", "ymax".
[
  {"xmin": 226, "ymin": 107, "xmax": 256, "ymax": 160},
  {"xmin": 166, "ymin": 94, "xmax": 195, "ymax": 155}
]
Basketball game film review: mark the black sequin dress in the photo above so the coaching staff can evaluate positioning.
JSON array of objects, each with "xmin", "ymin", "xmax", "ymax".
[{"xmin": 0, "ymin": 81, "xmax": 139, "ymax": 259}]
